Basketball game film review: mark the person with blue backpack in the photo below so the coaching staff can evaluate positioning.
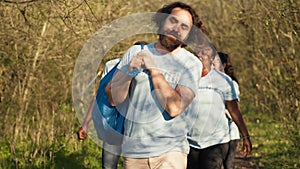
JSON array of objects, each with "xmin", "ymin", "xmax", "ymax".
[
  {"xmin": 76, "ymin": 41, "xmax": 147, "ymax": 169},
  {"xmin": 105, "ymin": 2, "xmax": 206, "ymax": 169},
  {"xmin": 77, "ymin": 58, "xmax": 122, "ymax": 169}
]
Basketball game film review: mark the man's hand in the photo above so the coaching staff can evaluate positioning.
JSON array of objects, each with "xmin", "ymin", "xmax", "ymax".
[
  {"xmin": 139, "ymin": 50, "xmax": 156, "ymax": 70},
  {"xmin": 129, "ymin": 52, "xmax": 144, "ymax": 72},
  {"xmin": 129, "ymin": 50, "xmax": 156, "ymax": 72}
]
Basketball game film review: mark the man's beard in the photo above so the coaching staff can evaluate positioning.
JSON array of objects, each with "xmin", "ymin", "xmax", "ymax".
[{"xmin": 159, "ymin": 32, "xmax": 184, "ymax": 52}]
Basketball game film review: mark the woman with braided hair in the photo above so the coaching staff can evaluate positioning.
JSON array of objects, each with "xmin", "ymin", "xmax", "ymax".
[{"xmin": 218, "ymin": 52, "xmax": 242, "ymax": 169}]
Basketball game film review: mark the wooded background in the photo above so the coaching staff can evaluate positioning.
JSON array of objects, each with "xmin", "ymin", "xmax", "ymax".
[{"xmin": 0, "ymin": 0, "xmax": 299, "ymax": 168}]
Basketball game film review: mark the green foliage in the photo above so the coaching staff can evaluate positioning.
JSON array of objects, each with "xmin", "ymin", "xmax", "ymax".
[
  {"xmin": 0, "ymin": 0, "xmax": 299, "ymax": 168},
  {"xmin": 0, "ymin": 141, "xmax": 13, "ymax": 168}
]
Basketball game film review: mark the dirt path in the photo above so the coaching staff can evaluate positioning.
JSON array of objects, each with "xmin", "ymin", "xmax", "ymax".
[{"xmin": 233, "ymin": 142, "xmax": 257, "ymax": 169}]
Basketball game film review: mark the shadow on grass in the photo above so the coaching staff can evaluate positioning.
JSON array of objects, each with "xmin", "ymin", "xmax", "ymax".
[
  {"xmin": 234, "ymin": 141, "xmax": 262, "ymax": 169},
  {"xmin": 0, "ymin": 150, "xmax": 97, "ymax": 169},
  {"xmin": 52, "ymin": 150, "xmax": 90, "ymax": 169}
]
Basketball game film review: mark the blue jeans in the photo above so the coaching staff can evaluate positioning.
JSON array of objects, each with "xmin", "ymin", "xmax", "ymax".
[{"xmin": 102, "ymin": 142, "xmax": 121, "ymax": 169}]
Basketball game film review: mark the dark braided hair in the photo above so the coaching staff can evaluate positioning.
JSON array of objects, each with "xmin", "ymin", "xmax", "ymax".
[{"xmin": 218, "ymin": 52, "xmax": 239, "ymax": 84}]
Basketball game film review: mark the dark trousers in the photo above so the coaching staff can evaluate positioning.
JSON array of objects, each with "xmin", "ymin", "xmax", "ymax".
[
  {"xmin": 224, "ymin": 140, "xmax": 238, "ymax": 169},
  {"xmin": 187, "ymin": 142, "xmax": 229, "ymax": 169}
]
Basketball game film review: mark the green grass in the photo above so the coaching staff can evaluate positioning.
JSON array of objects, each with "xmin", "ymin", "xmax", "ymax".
[
  {"xmin": 0, "ymin": 111, "xmax": 298, "ymax": 169},
  {"xmin": 50, "ymin": 136, "xmax": 124, "ymax": 169},
  {"xmin": 245, "ymin": 111, "xmax": 300, "ymax": 169}
]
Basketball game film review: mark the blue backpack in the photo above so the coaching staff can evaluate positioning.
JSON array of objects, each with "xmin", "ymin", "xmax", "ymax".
[
  {"xmin": 92, "ymin": 60, "xmax": 125, "ymax": 145},
  {"xmin": 92, "ymin": 44, "xmax": 144, "ymax": 145}
]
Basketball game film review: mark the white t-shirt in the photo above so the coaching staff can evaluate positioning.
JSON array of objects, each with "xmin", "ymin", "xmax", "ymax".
[
  {"xmin": 228, "ymin": 80, "xmax": 240, "ymax": 140},
  {"xmin": 117, "ymin": 43, "xmax": 203, "ymax": 158},
  {"xmin": 188, "ymin": 69, "xmax": 238, "ymax": 149},
  {"xmin": 101, "ymin": 58, "xmax": 121, "ymax": 78}
]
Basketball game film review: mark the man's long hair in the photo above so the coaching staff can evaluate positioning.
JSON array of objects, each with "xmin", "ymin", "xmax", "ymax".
[{"xmin": 153, "ymin": 2, "xmax": 208, "ymax": 47}]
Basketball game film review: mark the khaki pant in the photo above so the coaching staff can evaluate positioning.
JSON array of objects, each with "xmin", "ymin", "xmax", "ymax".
[{"xmin": 124, "ymin": 151, "xmax": 187, "ymax": 169}]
